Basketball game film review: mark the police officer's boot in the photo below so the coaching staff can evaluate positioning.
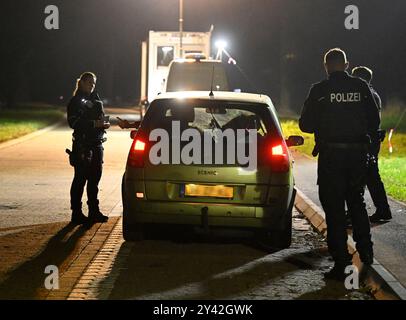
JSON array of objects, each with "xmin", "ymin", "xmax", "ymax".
[
  {"xmin": 324, "ymin": 263, "xmax": 351, "ymax": 282},
  {"xmin": 358, "ymin": 244, "xmax": 374, "ymax": 266},
  {"xmin": 369, "ymin": 207, "xmax": 392, "ymax": 223},
  {"xmin": 71, "ymin": 203, "xmax": 88, "ymax": 225},
  {"xmin": 359, "ymin": 250, "xmax": 374, "ymax": 266},
  {"xmin": 88, "ymin": 200, "xmax": 108, "ymax": 223}
]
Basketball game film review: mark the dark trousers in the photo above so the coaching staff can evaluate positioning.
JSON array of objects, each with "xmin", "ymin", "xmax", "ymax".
[
  {"xmin": 318, "ymin": 147, "xmax": 372, "ymax": 265},
  {"xmin": 70, "ymin": 143, "xmax": 103, "ymax": 212},
  {"xmin": 367, "ymin": 143, "xmax": 390, "ymax": 211}
]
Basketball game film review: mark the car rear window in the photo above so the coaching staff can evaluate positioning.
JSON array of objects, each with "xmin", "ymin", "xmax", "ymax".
[{"xmin": 141, "ymin": 99, "xmax": 278, "ymax": 137}]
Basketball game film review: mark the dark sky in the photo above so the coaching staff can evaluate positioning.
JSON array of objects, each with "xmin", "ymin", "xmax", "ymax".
[{"xmin": 1, "ymin": 0, "xmax": 406, "ymax": 112}]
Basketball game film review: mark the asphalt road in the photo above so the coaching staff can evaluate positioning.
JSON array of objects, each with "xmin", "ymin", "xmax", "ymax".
[
  {"xmin": 0, "ymin": 121, "xmax": 132, "ymax": 230},
  {"xmin": 69, "ymin": 213, "xmax": 371, "ymax": 300},
  {"xmin": 0, "ymin": 110, "xmax": 137, "ymax": 298},
  {"xmin": 292, "ymin": 149, "xmax": 406, "ymax": 288}
]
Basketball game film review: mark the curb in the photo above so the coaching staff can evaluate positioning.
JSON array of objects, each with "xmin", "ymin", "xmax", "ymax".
[
  {"xmin": 0, "ymin": 118, "xmax": 65, "ymax": 151},
  {"xmin": 294, "ymin": 188, "xmax": 406, "ymax": 300},
  {"xmin": 387, "ymin": 195, "xmax": 406, "ymax": 207}
]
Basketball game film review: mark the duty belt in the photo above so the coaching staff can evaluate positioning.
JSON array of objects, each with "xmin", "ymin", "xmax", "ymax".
[{"xmin": 73, "ymin": 136, "xmax": 107, "ymax": 146}]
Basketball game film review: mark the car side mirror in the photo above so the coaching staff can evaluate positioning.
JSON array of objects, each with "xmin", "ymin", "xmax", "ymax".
[
  {"xmin": 286, "ymin": 135, "xmax": 304, "ymax": 147},
  {"xmin": 130, "ymin": 130, "xmax": 137, "ymax": 139}
]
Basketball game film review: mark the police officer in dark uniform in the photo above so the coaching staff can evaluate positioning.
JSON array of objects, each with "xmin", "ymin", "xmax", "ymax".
[
  {"xmin": 299, "ymin": 49, "xmax": 380, "ymax": 280},
  {"xmin": 351, "ymin": 66, "xmax": 392, "ymax": 223},
  {"xmin": 67, "ymin": 72, "xmax": 110, "ymax": 224}
]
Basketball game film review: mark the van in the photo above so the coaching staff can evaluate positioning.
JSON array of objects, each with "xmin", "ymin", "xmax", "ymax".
[{"xmin": 165, "ymin": 57, "xmax": 229, "ymax": 93}]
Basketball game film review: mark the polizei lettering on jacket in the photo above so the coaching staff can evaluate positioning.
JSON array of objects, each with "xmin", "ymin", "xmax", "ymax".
[{"xmin": 330, "ymin": 92, "xmax": 361, "ymax": 103}]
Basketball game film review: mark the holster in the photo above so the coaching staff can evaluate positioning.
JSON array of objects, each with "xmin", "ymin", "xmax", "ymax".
[
  {"xmin": 79, "ymin": 146, "xmax": 93, "ymax": 166},
  {"xmin": 66, "ymin": 145, "xmax": 93, "ymax": 167}
]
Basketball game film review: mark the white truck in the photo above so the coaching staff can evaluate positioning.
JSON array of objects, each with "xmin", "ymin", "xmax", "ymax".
[{"xmin": 140, "ymin": 28, "xmax": 214, "ymax": 105}]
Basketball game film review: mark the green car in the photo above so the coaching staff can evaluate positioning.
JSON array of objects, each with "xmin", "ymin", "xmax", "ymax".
[{"xmin": 122, "ymin": 91, "xmax": 303, "ymax": 248}]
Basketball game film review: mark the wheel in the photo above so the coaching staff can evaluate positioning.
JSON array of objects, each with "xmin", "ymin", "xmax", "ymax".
[
  {"xmin": 122, "ymin": 173, "xmax": 144, "ymax": 242},
  {"xmin": 270, "ymin": 213, "xmax": 292, "ymax": 248},
  {"xmin": 271, "ymin": 188, "xmax": 295, "ymax": 248},
  {"xmin": 255, "ymin": 220, "xmax": 291, "ymax": 250},
  {"xmin": 255, "ymin": 189, "xmax": 295, "ymax": 250},
  {"xmin": 123, "ymin": 221, "xmax": 144, "ymax": 241}
]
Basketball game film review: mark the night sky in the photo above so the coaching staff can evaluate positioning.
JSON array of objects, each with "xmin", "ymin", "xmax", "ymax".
[{"xmin": 1, "ymin": 0, "xmax": 406, "ymax": 112}]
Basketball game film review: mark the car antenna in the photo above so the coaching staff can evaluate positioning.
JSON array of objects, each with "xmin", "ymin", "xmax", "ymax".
[{"xmin": 209, "ymin": 65, "xmax": 215, "ymax": 97}]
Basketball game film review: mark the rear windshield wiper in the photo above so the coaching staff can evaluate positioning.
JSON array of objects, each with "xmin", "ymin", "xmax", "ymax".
[{"xmin": 209, "ymin": 108, "xmax": 221, "ymax": 130}]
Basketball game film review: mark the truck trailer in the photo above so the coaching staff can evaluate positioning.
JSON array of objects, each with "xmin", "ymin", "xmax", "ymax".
[{"xmin": 140, "ymin": 27, "xmax": 213, "ymax": 105}]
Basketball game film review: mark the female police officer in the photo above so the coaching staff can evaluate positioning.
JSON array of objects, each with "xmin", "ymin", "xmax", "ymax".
[{"xmin": 67, "ymin": 72, "xmax": 110, "ymax": 224}]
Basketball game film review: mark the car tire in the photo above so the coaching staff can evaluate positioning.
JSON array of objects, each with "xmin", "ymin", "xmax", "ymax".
[
  {"xmin": 255, "ymin": 217, "xmax": 292, "ymax": 250},
  {"xmin": 122, "ymin": 174, "xmax": 144, "ymax": 242},
  {"xmin": 271, "ymin": 188, "xmax": 295, "ymax": 248},
  {"xmin": 270, "ymin": 212, "xmax": 292, "ymax": 249},
  {"xmin": 255, "ymin": 189, "xmax": 295, "ymax": 250},
  {"xmin": 123, "ymin": 222, "xmax": 144, "ymax": 241}
]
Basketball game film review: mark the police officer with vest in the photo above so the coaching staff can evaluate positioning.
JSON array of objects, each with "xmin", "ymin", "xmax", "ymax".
[
  {"xmin": 67, "ymin": 72, "xmax": 110, "ymax": 225},
  {"xmin": 351, "ymin": 66, "xmax": 392, "ymax": 223},
  {"xmin": 299, "ymin": 48, "xmax": 380, "ymax": 280}
]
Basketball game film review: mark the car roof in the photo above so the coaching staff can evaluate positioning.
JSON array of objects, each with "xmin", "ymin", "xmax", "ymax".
[{"xmin": 154, "ymin": 91, "xmax": 274, "ymax": 106}]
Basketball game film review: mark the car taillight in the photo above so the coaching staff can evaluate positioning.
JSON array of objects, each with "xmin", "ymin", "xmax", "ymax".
[
  {"xmin": 134, "ymin": 139, "xmax": 146, "ymax": 151},
  {"xmin": 272, "ymin": 145, "xmax": 284, "ymax": 156},
  {"xmin": 270, "ymin": 141, "xmax": 290, "ymax": 172},
  {"xmin": 127, "ymin": 139, "xmax": 146, "ymax": 168}
]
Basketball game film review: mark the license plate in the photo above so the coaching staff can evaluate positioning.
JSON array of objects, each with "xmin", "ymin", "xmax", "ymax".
[{"xmin": 184, "ymin": 184, "xmax": 233, "ymax": 198}]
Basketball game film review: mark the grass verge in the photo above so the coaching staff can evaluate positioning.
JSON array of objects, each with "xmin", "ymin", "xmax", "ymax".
[
  {"xmin": 0, "ymin": 106, "xmax": 64, "ymax": 143},
  {"xmin": 280, "ymin": 106, "xmax": 406, "ymax": 202}
]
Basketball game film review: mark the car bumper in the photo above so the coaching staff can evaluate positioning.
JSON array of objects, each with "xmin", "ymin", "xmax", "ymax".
[{"xmin": 123, "ymin": 198, "xmax": 293, "ymax": 230}]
